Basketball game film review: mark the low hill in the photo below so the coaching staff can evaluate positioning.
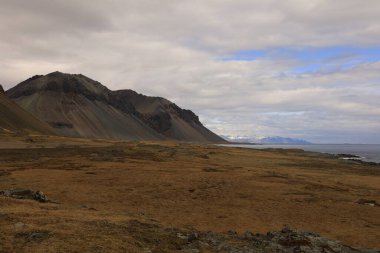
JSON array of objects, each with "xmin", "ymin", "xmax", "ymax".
[{"xmin": 6, "ymin": 72, "xmax": 225, "ymax": 142}]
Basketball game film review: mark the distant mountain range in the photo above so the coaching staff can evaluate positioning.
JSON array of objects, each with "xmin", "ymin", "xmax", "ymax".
[
  {"xmin": 3, "ymin": 71, "xmax": 225, "ymax": 143},
  {"xmin": 223, "ymin": 135, "xmax": 311, "ymax": 144}
]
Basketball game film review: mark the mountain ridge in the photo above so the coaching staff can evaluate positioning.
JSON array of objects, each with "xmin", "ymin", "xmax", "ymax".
[{"xmin": 223, "ymin": 135, "xmax": 311, "ymax": 144}]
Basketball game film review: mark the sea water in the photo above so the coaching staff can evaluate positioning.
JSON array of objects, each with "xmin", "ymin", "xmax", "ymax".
[{"xmin": 220, "ymin": 144, "xmax": 380, "ymax": 163}]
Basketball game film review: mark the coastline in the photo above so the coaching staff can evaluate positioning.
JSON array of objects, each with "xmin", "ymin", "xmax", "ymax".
[{"xmin": 218, "ymin": 143, "xmax": 380, "ymax": 165}]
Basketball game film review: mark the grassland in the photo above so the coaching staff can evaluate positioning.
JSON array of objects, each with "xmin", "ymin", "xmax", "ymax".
[{"xmin": 0, "ymin": 135, "xmax": 379, "ymax": 252}]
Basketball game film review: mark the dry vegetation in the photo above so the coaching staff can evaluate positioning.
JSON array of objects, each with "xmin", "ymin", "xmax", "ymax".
[{"xmin": 0, "ymin": 135, "xmax": 379, "ymax": 252}]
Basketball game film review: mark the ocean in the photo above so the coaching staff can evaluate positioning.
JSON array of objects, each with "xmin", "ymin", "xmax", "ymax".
[{"xmin": 220, "ymin": 144, "xmax": 380, "ymax": 163}]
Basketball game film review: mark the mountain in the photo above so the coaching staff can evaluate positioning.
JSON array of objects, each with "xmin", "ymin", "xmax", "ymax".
[
  {"xmin": 0, "ymin": 84, "xmax": 55, "ymax": 135},
  {"xmin": 223, "ymin": 135, "xmax": 311, "ymax": 144},
  {"xmin": 259, "ymin": 136, "xmax": 311, "ymax": 144},
  {"xmin": 6, "ymin": 72, "xmax": 160, "ymax": 140},
  {"xmin": 6, "ymin": 72, "xmax": 224, "ymax": 142}
]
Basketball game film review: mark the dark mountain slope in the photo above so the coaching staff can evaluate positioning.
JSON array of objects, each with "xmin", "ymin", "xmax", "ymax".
[
  {"xmin": 112, "ymin": 90, "xmax": 225, "ymax": 142},
  {"xmin": 0, "ymin": 84, "xmax": 55, "ymax": 135},
  {"xmin": 6, "ymin": 72, "xmax": 224, "ymax": 142},
  {"xmin": 6, "ymin": 72, "xmax": 162, "ymax": 140}
]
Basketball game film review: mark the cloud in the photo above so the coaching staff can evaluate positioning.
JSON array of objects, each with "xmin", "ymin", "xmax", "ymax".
[{"xmin": 0, "ymin": 0, "xmax": 379, "ymax": 143}]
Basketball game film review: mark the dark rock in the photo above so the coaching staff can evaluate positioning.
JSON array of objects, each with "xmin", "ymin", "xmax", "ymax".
[
  {"xmin": 144, "ymin": 111, "xmax": 172, "ymax": 133},
  {"xmin": 336, "ymin": 154, "xmax": 361, "ymax": 159},
  {"xmin": 241, "ymin": 231, "xmax": 255, "ymax": 240},
  {"xmin": 0, "ymin": 84, "xmax": 4, "ymax": 94},
  {"xmin": 0, "ymin": 189, "xmax": 49, "ymax": 203},
  {"xmin": 227, "ymin": 230, "xmax": 238, "ymax": 237},
  {"xmin": 27, "ymin": 231, "xmax": 50, "ymax": 241},
  {"xmin": 16, "ymin": 230, "xmax": 50, "ymax": 242},
  {"xmin": 357, "ymin": 199, "xmax": 379, "ymax": 207},
  {"xmin": 170, "ymin": 104, "xmax": 201, "ymax": 124},
  {"xmin": 187, "ymin": 232, "xmax": 199, "ymax": 242},
  {"xmin": 34, "ymin": 191, "xmax": 48, "ymax": 202}
]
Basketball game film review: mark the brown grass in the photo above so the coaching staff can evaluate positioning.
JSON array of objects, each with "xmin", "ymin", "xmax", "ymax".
[{"xmin": 0, "ymin": 136, "xmax": 379, "ymax": 252}]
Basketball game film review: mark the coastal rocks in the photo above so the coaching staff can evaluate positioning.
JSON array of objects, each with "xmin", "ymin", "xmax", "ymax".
[
  {"xmin": 0, "ymin": 189, "xmax": 48, "ymax": 202},
  {"xmin": 335, "ymin": 154, "xmax": 380, "ymax": 166},
  {"xmin": 337, "ymin": 154, "xmax": 362, "ymax": 159},
  {"xmin": 336, "ymin": 153, "xmax": 363, "ymax": 162}
]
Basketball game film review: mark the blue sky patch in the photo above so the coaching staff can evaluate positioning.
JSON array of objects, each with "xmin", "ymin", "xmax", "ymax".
[
  {"xmin": 225, "ymin": 46, "xmax": 380, "ymax": 74},
  {"xmin": 222, "ymin": 49, "xmax": 265, "ymax": 61}
]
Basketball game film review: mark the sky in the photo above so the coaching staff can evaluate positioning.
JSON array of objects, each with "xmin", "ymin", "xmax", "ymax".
[{"xmin": 0, "ymin": 0, "xmax": 379, "ymax": 143}]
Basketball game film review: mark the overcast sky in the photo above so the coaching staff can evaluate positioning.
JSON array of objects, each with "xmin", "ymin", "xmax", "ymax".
[{"xmin": 1, "ymin": 0, "xmax": 379, "ymax": 143}]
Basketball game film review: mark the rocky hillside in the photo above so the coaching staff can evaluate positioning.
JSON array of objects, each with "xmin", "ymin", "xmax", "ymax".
[
  {"xmin": 6, "ymin": 72, "xmax": 225, "ymax": 142},
  {"xmin": 0, "ymin": 84, "xmax": 55, "ymax": 135},
  {"xmin": 112, "ymin": 89, "xmax": 224, "ymax": 142}
]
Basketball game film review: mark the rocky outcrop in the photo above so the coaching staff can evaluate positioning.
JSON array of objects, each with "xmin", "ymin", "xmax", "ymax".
[
  {"xmin": 127, "ymin": 220, "xmax": 380, "ymax": 253},
  {"xmin": 113, "ymin": 89, "xmax": 225, "ymax": 142},
  {"xmin": 0, "ymin": 189, "xmax": 48, "ymax": 203},
  {"xmin": 144, "ymin": 111, "xmax": 172, "ymax": 133},
  {"xmin": 0, "ymin": 84, "xmax": 4, "ymax": 94}
]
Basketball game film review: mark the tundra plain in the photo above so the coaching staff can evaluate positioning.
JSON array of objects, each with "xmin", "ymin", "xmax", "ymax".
[{"xmin": 0, "ymin": 135, "xmax": 379, "ymax": 252}]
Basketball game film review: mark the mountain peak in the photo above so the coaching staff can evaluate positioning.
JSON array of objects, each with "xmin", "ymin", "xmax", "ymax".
[
  {"xmin": 7, "ymin": 72, "xmax": 110, "ymax": 102},
  {"xmin": 0, "ymin": 84, "xmax": 4, "ymax": 94},
  {"xmin": 47, "ymin": 70, "xmax": 65, "ymax": 76}
]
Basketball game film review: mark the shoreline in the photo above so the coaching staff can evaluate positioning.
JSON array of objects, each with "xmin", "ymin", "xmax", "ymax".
[{"xmin": 217, "ymin": 143, "xmax": 380, "ymax": 165}]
